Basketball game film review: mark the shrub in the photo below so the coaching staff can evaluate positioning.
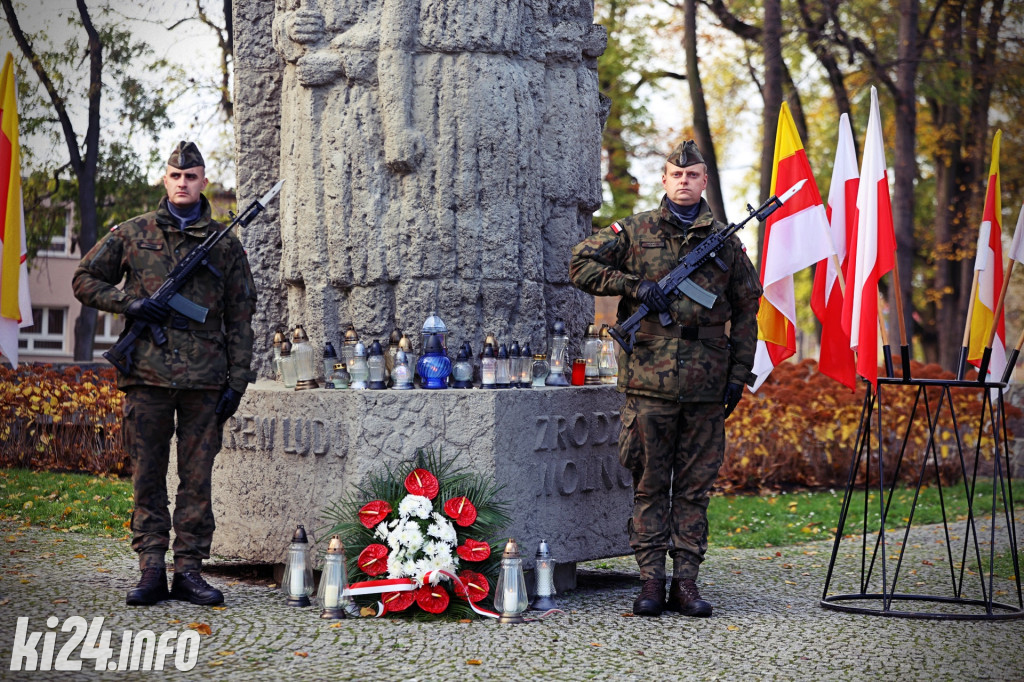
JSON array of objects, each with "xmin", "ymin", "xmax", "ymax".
[
  {"xmin": 721, "ymin": 359, "xmax": 1015, "ymax": 493},
  {"xmin": 0, "ymin": 364, "xmax": 128, "ymax": 475}
]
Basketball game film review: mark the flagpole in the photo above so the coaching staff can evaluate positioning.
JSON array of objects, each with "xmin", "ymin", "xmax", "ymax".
[
  {"xmin": 1003, "ymin": 324, "xmax": 1024, "ymax": 384},
  {"xmin": 889, "ymin": 259, "xmax": 911, "ymax": 379},
  {"xmin": 878, "ymin": 292, "xmax": 893, "ymax": 378},
  {"xmin": 957, "ymin": 270, "xmax": 981, "ymax": 380},
  {"xmin": 977, "ymin": 260, "xmax": 1013, "ymax": 381}
]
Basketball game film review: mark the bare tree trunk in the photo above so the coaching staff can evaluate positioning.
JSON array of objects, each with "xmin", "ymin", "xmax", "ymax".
[
  {"xmin": 758, "ymin": 0, "xmax": 783, "ymax": 251},
  {"xmin": 683, "ymin": 0, "xmax": 726, "ymax": 222},
  {"xmin": 888, "ymin": 0, "xmax": 920, "ymax": 350}
]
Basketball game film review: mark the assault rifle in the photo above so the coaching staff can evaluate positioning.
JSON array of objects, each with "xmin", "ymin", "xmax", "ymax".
[
  {"xmin": 103, "ymin": 180, "xmax": 284, "ymax": 376},
  {"xmin": 608, "ymin": 179, "xmax": 806, "ymax": 354}
]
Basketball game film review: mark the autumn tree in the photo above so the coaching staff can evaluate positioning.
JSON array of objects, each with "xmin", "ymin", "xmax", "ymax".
[{"xmin": 1, "ymin": 0, "xmax": 172, "ymax": 360}]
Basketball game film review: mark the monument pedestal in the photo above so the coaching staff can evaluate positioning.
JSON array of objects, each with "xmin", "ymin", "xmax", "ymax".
[{"xmin": 171, "ymin": 382, "xmax": 630, "ymax": 581}]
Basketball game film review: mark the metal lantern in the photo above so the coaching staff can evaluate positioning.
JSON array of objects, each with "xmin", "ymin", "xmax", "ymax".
[
  {"xmin": 530, "ymin": 540, "xmax": 558, "ymax": 611},
  {"xmin": 272, "ymin": 329, "xmax": 286, "ymax": 381},
  {"xmin": 509, "ymin": 341, "xmax": 522, "ymax": 388},
  {"xmin": 341, "ymin": 325, "xmax": 360, "ymax": 368},
  {"xmin": 421, "ymin": 312, "xmax": 449, "ymax": 355},
  {"xmin": 583, "ymin": 324, "xmax": 603, "ymax": 385},
  {"xmin": 291, "ymin": 326, "xmax": 320, "ymax": 390},
  {"xmin": 329, "ymin": 362, "xmax": 350, "ymax": 390},
  {"xmin": 518, "ymin": 342, "xmax": 533, "ymax": 388},
  {"xmin": 599, "ymin": 325, "xmax": 618, "ymax": 384},
  {"xmin": 318, "ymin": 535, "xmax": 352, "ymax": 619},
  {"xmin": 279, "ymin": 340, "xmax": 298, "ymax": 389},
  {"xmin": 545, "ymin": 321, "xmax": 570, "ymax": 386},
  {"xmin": 399, "ymin": 334, "xmax": 417, "ymax": 385},
  {"xmin": 531, "ymin": 353, "xmax": 549, "ymax": 387},
  {"xmin": 416, "ymin": 333, "xmax": 451, "ymax": 389},
  {"xmin": 349, "ymin": 341, "xmax": 369, "ymax": 389},
  {"xmin": 495, "ymin": 344, "xmax": 512, "ymax": 388},
  {"xmin": 391, "ymin": 349, "xmax": 414, "ymax": 390},
  {"xmin": 452, "ymin": 346, "xmax": 474, "ymax": 388},
  {"xmin": 385, "ymin": 328, "xmax": 403, "ymax": 383},
  {"xmin": 480, "ymin": 343, "xmax": 497, "ymax": 389},
  {"xmin": 367, "ymin": 339, "xmax": 388, "ymax": 390},
  {"xmin": 493, "ymin": 538, "xmax": 529, "ymax": 624},
  {"xmin": 281, "ymin": 524, "xmax": 315, "ymax": 607},
  {"xmin": 323, "ymin": 341, "xmax": 339, "ymax": 382}
]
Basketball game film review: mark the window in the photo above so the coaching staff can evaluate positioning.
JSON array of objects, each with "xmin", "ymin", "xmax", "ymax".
[
  {"xmin": 37, "ymin": 205, "xmax": 75, "ymax": 257},
  {"xmin": 93, "ymin": 311, "xmax": 125, "ymax": 353},
  {"xmin": 18, "ymin": 306, "xmax": 66, "ymax": 354}
]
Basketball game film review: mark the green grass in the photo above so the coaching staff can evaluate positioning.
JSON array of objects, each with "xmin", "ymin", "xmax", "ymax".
[
  {"xmin": 711, "ymin": 479, "xmax": 1022, "ymax": 549},
  {"xmin": 0, "ymin": 468, "xmax": 133, "ymax": 537},
  {"xmin": 1, "ymin": 467, "xmax": 1020, "ymax": 558}
]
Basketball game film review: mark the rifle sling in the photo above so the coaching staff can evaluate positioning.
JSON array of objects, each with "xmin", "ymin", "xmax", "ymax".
[{"xmin": 639, "ymin": 320, "xmax": 725, "ymax": 341}]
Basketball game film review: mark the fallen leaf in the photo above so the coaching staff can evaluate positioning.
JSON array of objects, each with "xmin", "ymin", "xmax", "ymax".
[
  {"xmin": 0, "ymin": 599, "xmax": 9, "ymax": 606},
  {"xmin": 466, "ymin": 660, "xmax": 482, "ymax": 665},
  {"xmin": 187, "ymin": 623, "xmax": 212, "ymax": 636},
  {"xmin": 168, "ymin": 619, "xmax": 181, "ymax": 624},
  {"xmin": 458, "ymin": 618, "xmax": 472, "ymax": 624},
  {"xmin": 359, "ymin": 606, "xmax": 376, "ymax": 617},
  {"xmin": 217, "ymin": 651, "xmax": 234, "ymax": 656},
  {"xmin": 621, "ymin": 612, "xmax": 634, "ymax": 617},
  {"xmin": 73, "ymin": 553, "xmax": 86, "ymax": 559},
  {"xmin": 52, "ymin": 598, "xmax": 68, "ymax": 604},
  {"xmin": 96, "ymin": 568, "xmax": 110, "ymax": 573},
  {"xmin": 209, "ymin": 660, "xmax": 224, "ymax": 667},
  {"xmin": 212, "ymin": 606, "xmax": 226, "ymax": 611},
  {"xmin": 329, "ymin": 623, "xmax": 344, "ymax": 628},
  {"xmin": 727, "ymin": 625, "xmax": 739, "ymax": 631},
  {"xmin": 785, "ymin": 580, "xmax": 797, "ymax": 585},
  {"xmin": 590, "ymin": 643, "xmax": 603, "ymax": 647},
  {"xmin": 294, "ymin": 651, "xmax": 309, "ymax": 658}
]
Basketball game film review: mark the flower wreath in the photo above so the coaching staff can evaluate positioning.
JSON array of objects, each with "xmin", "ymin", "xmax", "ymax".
[{"xmin": 320, "ymin": 448, "xmax": 510, "ymax": 617}]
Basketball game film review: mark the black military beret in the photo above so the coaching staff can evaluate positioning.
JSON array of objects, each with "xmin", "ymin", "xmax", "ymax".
[
  {"xmin": 167, "ymin": 141, "xmax": 205, "ymax": 169},
  {"xmin": 666, "ymin": 140, "xmax": 705, "ymax": 168}
]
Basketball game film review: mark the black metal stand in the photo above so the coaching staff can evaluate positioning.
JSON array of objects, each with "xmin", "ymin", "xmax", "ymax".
[{"xmin": 820, "ymin": 376, "xmax": 1023, "ymax": 619}]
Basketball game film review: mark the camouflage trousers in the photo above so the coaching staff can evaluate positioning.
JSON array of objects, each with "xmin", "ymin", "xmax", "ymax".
[
  {"xmin": 619, "ymin": 394, "xmax": 725, "ymax": 580},
  {"xmin": 124, "ymin": 387, "xmax": 223, "ymax": 572}
]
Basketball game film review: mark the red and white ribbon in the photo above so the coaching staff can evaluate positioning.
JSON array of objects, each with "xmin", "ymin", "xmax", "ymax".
[{"xmin": 345, "ymin": 571, "xmax": 500, "ymax": 619}]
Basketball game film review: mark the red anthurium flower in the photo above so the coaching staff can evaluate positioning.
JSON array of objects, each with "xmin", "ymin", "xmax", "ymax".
[
  {"xmin": 404, "ymin": 469, "xmax": 440, "ymax": 499},
  {"xmin": 443, "ymin": 496, "xmax": 478, "ymax": 526},
  {"xmin": 454, "ymin": 570, "xmax": 489, "ymax": 603},
  {"xmin": 414, "ymin": 584, "xmax": 450, "ymax": 614},
  {"xmin": 357, "ymin": 544, "xmax": 389, "ymax": 577},
  {"xmin": 456, "ymin": 538, "xmax": 491, "ymax": 562},
  {"xmin": 382, "ymin": 590, "xmax": 415, "ymax": 613},
  {"xmin": 358, "ymin": 500, "xmax": 392, "ymax": 529}
]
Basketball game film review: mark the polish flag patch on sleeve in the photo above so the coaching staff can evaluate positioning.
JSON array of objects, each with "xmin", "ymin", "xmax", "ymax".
[{"xmin": 610, "ymin": 222, "xmax": 622, "ymax": 234}]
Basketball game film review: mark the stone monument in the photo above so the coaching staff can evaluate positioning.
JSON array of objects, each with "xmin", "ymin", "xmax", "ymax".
[{"xmin": 204, "ymin": 0, "xmax": 625, "ymax": 578}]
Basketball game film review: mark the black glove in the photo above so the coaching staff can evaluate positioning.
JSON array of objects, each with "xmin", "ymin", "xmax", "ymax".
[
  {"xmin": 723, "ymin": 382, "xmax": 744, "ymax": 419},
  {"xmin": 215, "ymin": 388, "xmax": 244, "ymax": 426},
  {"xmin": 634, "ymin": 280, "xmax": 671, "ymax": 313},
  {"xmin": 124, "ymin": 297, "xmax": 170, "ymax": 324}
]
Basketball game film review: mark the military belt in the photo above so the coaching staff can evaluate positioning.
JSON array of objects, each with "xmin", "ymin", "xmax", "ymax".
[
  {"xmin": 168, "ymin": 314, "xmax": 223, "ymax": 332},
  {"xmin": 639, "ymin": 320, "xmax": 726, "ymax": 341}
]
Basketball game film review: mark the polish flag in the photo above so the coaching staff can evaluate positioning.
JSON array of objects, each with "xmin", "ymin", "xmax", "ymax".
[
  {"xmin": 841, "ymin": 87, "xmax": 896, "ymax": 386},
  {"xmin": 811, "ymin": 114, "xmax": 858, "ymax": 391},
  {"xmin": 751, "ymin": 102, "xmax": 833, "ymax": 391},
  {"xmin": 0, "ymin": 53, "xmax": 32, "ymax": 367},
  {"xmin": 967, "ymin": 130, "xmax": 1005, "ymax": 383}
]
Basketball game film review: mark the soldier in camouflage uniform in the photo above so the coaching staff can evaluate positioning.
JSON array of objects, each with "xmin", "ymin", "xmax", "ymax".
[
  {"xmin": 73, "ymin": 142, "xmax": 256, "ymax": 607},
  {"xmin": 570, "ymin": 140, "xmax": 762, "ymax": 617}
]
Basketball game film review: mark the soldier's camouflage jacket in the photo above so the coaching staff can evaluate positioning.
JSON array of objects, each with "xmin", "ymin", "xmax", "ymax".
[
  {"xmin": 73, "ymin": 196, "xmax": 257, "ymax": 394},
  {"xmin": 570, "ymin": 196, "xmax": 762, "ymax": 402}
]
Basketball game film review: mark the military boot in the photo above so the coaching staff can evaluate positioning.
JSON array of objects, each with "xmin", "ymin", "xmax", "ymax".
[
  {"xmin": 632, "ymin": 578, "xmax": 666, "ymax": 616},
  {"xmin": 126, "ymin": 567, "xmax": 169, "ymax": 606},
  {"xmin": 170, "ymin": 572, "xmax": 224, "ymax": 606},
  {"xmin": 666, "ymin": 577, "xmax": 713, "ymax": 617}
]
